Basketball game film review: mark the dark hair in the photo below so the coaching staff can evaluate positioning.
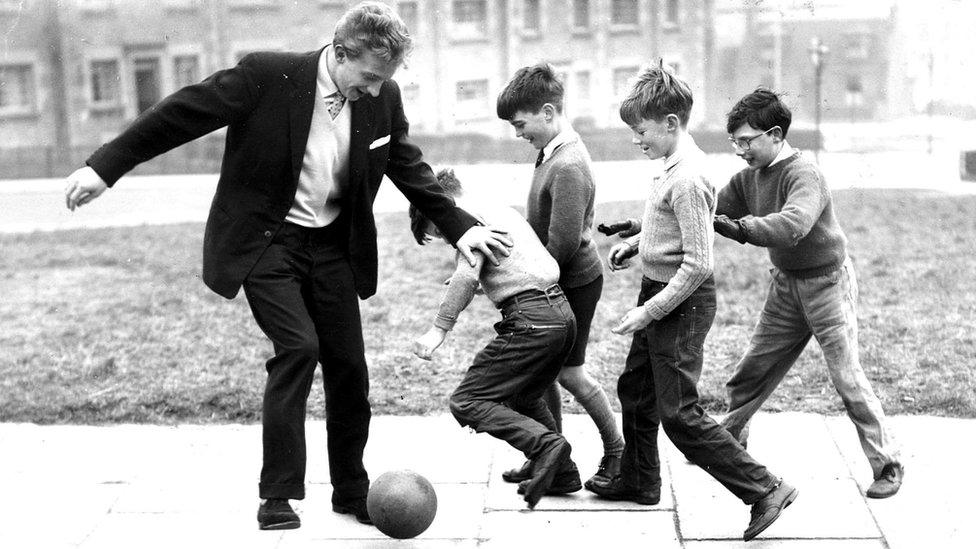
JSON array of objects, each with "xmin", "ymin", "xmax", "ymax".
[
  {"xmin": 496, "ymin": 62, "xmax": 564, "ymax": 120},
  {"xmin": 409, "ymin": 169, "xmax": 463, "ymax": 245},
  {"xmin": 333, "ymin": 1, "xmax": 413, "ymax": 64},
  {"xmin": 725, "ymin": 87, "xmax": 792, "ymax": 136},
  {"xmin": 619, "ymin": 61, "xmax": 693, "ymax": 127}
]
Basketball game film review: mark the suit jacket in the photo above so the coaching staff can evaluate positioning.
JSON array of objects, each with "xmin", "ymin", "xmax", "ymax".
[{"xmin": 87, "ymin": 49, "xmax": 476, "ymax": 299}]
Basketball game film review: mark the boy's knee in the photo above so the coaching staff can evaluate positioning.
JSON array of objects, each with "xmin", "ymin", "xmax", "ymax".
[
  {"xmin": 281, "ymin": 337, "xmax": 319, "ymax": 364},
  {"xmin": 449, "ymin": 393, "xmax": 476, "ymax": 425},
  {"xmin": 557, "ymin": 367, "xmax": 591, "ymax": 393}
]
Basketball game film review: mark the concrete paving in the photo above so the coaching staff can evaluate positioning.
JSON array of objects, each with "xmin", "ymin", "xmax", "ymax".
[{"xmin": 1, "ymin": 412, "xmax": 973, "ymax": 548}]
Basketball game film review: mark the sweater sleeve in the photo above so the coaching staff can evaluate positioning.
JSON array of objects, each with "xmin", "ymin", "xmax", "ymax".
[
  {"xmin": 643, "ymin": 177, "xmax": 714, "ymax": 320},
  {"xmin": 543, "ymin": 165, "xmax": 589, "ymax": 268},
  {"xmin": 716, "ymin": 173, "xmax": 750, "ymax": 218},
  {"xmin": 433, "ymin": 251, "xmax": 483, "ymax": 331},
  {"xmin": 740, "ymin": 164, "xmax": 827, "ymax": 248}
]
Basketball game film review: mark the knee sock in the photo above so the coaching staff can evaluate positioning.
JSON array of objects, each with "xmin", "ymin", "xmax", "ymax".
[
  {"xmin": 572, "ymin": 383, "xmax": 624, "ymax": 457},
  {"xmin": 543, "ymin": 382, "xmax": 563, "ymax": 434}
]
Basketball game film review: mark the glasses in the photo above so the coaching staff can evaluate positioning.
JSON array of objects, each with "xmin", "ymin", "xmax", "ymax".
[{"xmin": 728, "ymin": 126, "xmax": 778, "ymax": 151}]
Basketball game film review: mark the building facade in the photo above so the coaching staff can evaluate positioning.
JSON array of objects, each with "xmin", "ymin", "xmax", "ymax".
[{"xmin": 0, "ymin": 0, "xmax": 716, "ymax": 176}]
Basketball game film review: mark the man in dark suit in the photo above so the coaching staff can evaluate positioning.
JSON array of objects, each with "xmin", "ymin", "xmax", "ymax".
[{"xmin": 63, "ymin": 1, "xmax": 510, "ymax": 531}]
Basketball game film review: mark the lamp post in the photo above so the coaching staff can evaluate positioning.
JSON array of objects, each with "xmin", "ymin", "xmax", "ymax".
[{"xmin": 809, "ymin": 37, "xmax": 829, "ymax": 161}]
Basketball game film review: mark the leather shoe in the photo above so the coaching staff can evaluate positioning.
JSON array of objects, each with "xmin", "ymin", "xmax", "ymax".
[
  {"xmin": 866, "ymin": 463, "xmax": 903, "ymax": 499},
  {"xmin": 257, "ymin": 498, "xmax": 300, "ymax": 530},
  {"xmin": 501, "ymin": 459, "xmax": 533, "ymax": 483},
  {"xmin": 587, "ymin": 475, "xmax": 660, "ymax": 505},
  {"xmin": 333, "ymin": 499, "xmax": 373, "ymax": 525},
  {"xmin": 522, "ymin": 438, "xmax": 571, "ymax": 509},
  {"xmin": 584, "ymin": 454, "xmax": 621, "ymax": 491},
  {"xmin": 517, "ymin": 463, "xmax": 581, "ymax": 496},
  {"xmin": 744, "ymin": 480, "xmax": 798, "ymax": 541}
]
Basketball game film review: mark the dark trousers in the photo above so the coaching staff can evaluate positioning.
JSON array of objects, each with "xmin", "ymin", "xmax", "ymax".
[
  {"xmin": 243, "ymin": 222, "xmax": 370, "ymax": 504},
  {"xmin": 449, "ymin": 287, "xmax": 576, "ymax": 460},
  {"xmin": 618, "ymin": 276, "xmax": 777, "ymax": 504}
]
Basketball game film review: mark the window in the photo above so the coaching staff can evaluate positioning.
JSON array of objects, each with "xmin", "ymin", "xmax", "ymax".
[
  {"xmin": 90, "ymin": 60, "xmax": 121, "ymax": 105},
  {"xmin": 452, "ymin": 0, "xmax": 487, "ymax": 39},
  {"xmin": 844, "ymin": 33, "xmax": 870, "ymax": 59},
  {"xmin": 572, "ymin": 0, "xmax": 590, "ymax": 29},
  {"xmin": 398, "ymin": 1, "xmax": 419, "ymax": 34},
  {"xmin": 575, "ymin": 70, "xmax": 591, "ymax": 102},
  {"xmin": 523, "ymin": 0, "xmax": 540, "ymax": 33},
  {"xmin": 613, "ymin": 66, "xmax": 639, "ymax": 96},
  {"xmin": 453, "ymin": 0, "xmax": 486, "ymax": 24},
  {"xmin": 0, "ymin": 64, "xmax": 36, "ymax": 115},
  {"xmin": 173, "ymin": 55, "xmax": 200, "ymax": 89},
  {"xmin": 663, "ymin": 0, "xmax": 679, "ymax": 28},
  {"xmin": 845, "ymin": 75, "xmax": 864, "ymax": 107},
  {"xmin": 611, "ymin": 0, "xmax": 638, "ymax": 26},
  {"xmin": 455, "ymin": 79, "xmax": 489, "ymax": 118}
]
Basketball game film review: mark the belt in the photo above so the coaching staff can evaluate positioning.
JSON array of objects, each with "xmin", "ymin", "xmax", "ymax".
[
  {"xmin": 276, "ymin": 220, "xmax": 346, "ymax": 246},
  {"xmin": 499, "ymin": 284, "xmax": 564, "ymax": 314}
]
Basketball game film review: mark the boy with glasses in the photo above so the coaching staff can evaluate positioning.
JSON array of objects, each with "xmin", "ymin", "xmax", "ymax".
[{"xmin": 715, "ymin": 87, "xmax": 903, "ymax": 499}]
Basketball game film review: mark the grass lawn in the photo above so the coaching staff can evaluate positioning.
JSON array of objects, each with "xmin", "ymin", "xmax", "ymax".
[{"xmin": 1, "ymin": 188, "xmax": 974, "ymax": 424}]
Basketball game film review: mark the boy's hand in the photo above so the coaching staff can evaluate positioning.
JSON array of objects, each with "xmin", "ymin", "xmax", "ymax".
[
  {"xmin": 714, "ymin": 214, "xmax": 748, "ymax": 243},
  {"xmin": 597, "ymin": 218, "xmax": 641, "ymax": 238},
  {"xmin": 457, "ymin": 225, "xmax": 513, "ymax": 267},
  {"xmin": 413, "ymin": 327, "xmax": 448, "ymax": 361},
  {"xmin": 64, "ymin": 166, "xmax": 108, "ymax": 211},
  {"xmin": 607, "ymin": 242, "xmax": 638, "ymax": 272},
  {"xmin": 612, "ymin": 306, "xmax": 653, "ymax": 335}
]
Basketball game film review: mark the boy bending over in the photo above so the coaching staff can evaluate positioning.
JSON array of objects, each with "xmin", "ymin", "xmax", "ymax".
[{"xmin": 411, "ymin": 169, "xmax": 580, "ymax": 509}]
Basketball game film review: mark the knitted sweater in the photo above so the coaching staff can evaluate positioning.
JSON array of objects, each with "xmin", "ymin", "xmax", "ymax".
[
  {"xmin": 526, "ymin": 135, "xmax": 603, "ymax": 289},
  {"xmin": 717, "ymin": 150, "xmax": 847, "ymax": 278},
  {"xmin": 625, "ymin": 135, "xmax": 715, "ymax": 320},
  {"xmin": 433, "ymin": 203, "xmax": 560, "ymax": 331}
]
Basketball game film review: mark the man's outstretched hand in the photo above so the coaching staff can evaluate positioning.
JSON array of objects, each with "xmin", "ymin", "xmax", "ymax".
[
  {"xmin": 456, "ymin": 225, "xmax": 513, "ymax": 267},
  {"xmin": 64, "ymin": 166, "xmax": 108, "ymax": 211}
]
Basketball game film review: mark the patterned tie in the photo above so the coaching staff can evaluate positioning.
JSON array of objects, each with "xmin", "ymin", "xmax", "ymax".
[
  {"xmin": 535, "ymin": 149, "xmax": 545, "ymax": 168},
  {"xmin": 326, "ymin": 91, "xmax": 345, "ymax": 120}
]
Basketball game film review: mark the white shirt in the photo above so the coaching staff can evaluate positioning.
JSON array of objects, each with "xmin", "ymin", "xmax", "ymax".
[
  {"xmin": 286, "ymin": 46, "xmax": 352, "ymax": 228},
  {"xmin": 769, "ymin": 140, "xmax": 796, "ymax": 168},
  {"xmin": 539, "ymin": 127, "xmax": 579, "ymax": 165}
]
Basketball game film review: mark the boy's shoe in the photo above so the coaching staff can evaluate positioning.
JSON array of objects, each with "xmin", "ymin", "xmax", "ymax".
[
  {"xmin": 584, "ymin": 454, "xmax": 621, "ymax": 491},
  {"xmin": 522, "ymin": 439, "xmax": 571, "ymax": 509},
  {"xmin": 257, "ymin": 498, "xmax": 300, "ymax": 530},
  {"xmin": 587, "ymin": 476, "xmax": 660, "ymax": 505},
  {"xmin": 743, "ymin": 480, "xmax": 798, "ymax": 542},
  {"xmin": 866, "ymin": 463, "xmax": 904, "ymax": 499},
  {"xmin": 501, "ymin": 459, "xmax": 534, "ymax": 483},
  {"xmin": 333, "ymin": 498, "xmax": 373, "ymax": 525},
  {"xmin": 517, "ymin": 464, "xmax": 582, "ymax": 496}
]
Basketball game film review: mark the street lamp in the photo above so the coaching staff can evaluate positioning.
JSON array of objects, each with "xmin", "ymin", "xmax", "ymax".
[{"xmin": 808, "ymin": 37, "xmax": 829, "ymax": 161}]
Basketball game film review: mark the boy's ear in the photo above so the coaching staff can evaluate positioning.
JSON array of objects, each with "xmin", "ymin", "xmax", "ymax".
[
  {"xmin": 666, "ymin": 113, "xmax": 681, "ymax": 131},
  {"xmin": 542, "ymin": 103, "xmax": 556, "ymax": 121}
]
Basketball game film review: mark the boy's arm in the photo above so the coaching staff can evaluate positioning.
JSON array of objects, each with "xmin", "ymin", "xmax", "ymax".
[
  {"xmin": 413, "ymin": 251, "xmax": 484, "ymax": 360},
  {"xmin": 737, "ymin": 166, "xmax": 827, "ymax": 248},
  {"xmin": 544, "ymin": 166, "xmax": 589, "ymax": 266},
  {"xmin": 619, "ymin": 177, "xmax": 712, "ymax": 332}
]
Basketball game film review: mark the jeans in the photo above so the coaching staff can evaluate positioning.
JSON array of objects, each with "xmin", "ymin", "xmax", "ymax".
[
  {"xmin": 618, "ymin": 277, "xmax": 777, "ymax": 504},
  {"xmin": 243, "ymin": 222, "xmax": 370, "ymax": 504},
  {"xmin": 450, "ymin": 287, "xmax": 577, "ymax": 461},
  {"xmin": 722, "ymin": 257, "xmax": 899, "ymax": 477}
]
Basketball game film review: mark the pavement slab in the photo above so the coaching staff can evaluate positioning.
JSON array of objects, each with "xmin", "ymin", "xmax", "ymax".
[{"xmin": 0, "ymin": 412, "xmax": 972, "ymax": 548}]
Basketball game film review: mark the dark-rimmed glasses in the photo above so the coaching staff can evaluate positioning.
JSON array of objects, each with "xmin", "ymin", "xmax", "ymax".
[{"xmin": 728, "ymin": 126, "xmax": 779, "ymax": 151}]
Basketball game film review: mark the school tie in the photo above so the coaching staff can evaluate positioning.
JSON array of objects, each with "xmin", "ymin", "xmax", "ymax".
[
  {"xmin": 326, "ymin": 91, "xmax": 345, "ymax": 120},
  {"xmin": 535, "ymin": 149, "xmax": 545, "ymax": 168}
]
